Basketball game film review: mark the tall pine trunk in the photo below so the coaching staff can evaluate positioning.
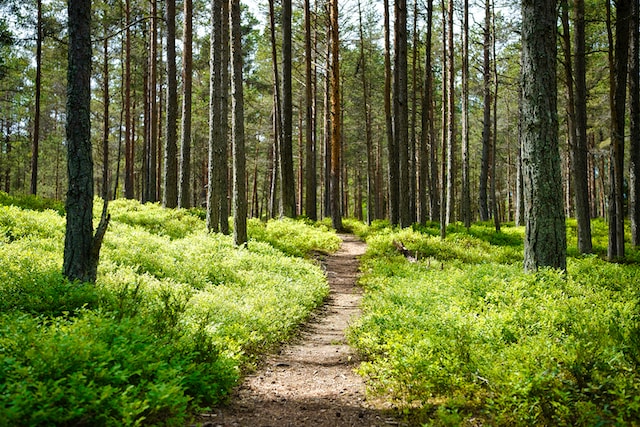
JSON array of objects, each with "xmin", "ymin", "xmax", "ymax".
[
  {"xmin": 629, "ymin": 0, "xmax": 640, "ymax": 245},
  {"xmin": 573, "ymin": 0, "xmax": 593, "ymax": 252},
  {"xmin": 64, "ymin": 0, "xmax": 109, "ymax": 283},
  {"xmin": 178, "ymin": 0, "xmax": 193, "ymax": 208},
  {"xmin": 521, "ymin": 0, "xmax": 566, "ymax": 271},
  {"xmin": 230, "ymin": 0, "xmax": 247, "ymax": 245}
]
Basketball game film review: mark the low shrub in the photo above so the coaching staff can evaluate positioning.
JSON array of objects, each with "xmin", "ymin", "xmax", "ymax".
[
  {"xmin": 0, "ymin": 196, "xmax": 335, "ymax": 425},
  {"xmin": 349, "ymin": 221, "xmax": 640, "ymax": 426}
]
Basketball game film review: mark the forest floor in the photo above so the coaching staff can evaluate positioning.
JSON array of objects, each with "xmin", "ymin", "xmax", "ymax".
[{"xmin": 197, "ymin": 234, "xmax": 406, "ymax": 427}]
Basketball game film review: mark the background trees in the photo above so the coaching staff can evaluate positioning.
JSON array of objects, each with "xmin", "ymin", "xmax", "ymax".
[{"xmin": 1, "ymin": 0, "xmax": 639, "ymax": 266}]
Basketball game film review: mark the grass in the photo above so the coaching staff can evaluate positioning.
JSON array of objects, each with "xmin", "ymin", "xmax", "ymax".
[
  {"xmin": 348, "ymin": 219, "xmax": 640, "ymax": 426},
  {"xmin": 0, "ymin": 193, "xmax": 338, "ymax": 426}
]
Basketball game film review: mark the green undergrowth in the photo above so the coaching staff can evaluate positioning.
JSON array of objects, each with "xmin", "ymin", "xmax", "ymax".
[
  {"xmin": 0, "ymin": 195, "xmax": 337, "ymax": 426},
  {"xmin": 348, "ymin": 219, "xmax": 640, "ymax": 426}
]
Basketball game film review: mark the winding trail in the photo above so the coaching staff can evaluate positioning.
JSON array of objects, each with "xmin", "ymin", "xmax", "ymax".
[{"xmin": 201, "ymin": 234, "xmax": 403, "ymax": 427}]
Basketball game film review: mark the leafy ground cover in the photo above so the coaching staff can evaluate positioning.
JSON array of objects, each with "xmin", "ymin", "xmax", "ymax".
[
  {"xmin": 348, "ymin": 220, "xmax": 640, "ymax": 426},
  {"xmin": 0, "ymin": 193, "xmax": 339, "ymax": 426}
]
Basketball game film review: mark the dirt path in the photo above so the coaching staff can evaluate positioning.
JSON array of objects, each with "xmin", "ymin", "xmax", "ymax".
[{"xmin": 200, "ymin": 234, "xmax": 403, "ymax": 427}]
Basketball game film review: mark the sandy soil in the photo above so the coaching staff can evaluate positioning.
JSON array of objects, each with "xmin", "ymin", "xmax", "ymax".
[{"xmin": 197, "ymin": 234, "xmax": 404, "ymax": 427}]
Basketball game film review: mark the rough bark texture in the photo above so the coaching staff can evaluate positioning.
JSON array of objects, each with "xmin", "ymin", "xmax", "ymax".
[
  {"xmin": 281, "ymin": 0, "xmax": 296, "ymax": 218},
  {"xmin": 572, "ymin": 0, "xmax": 593, "ymax": 252},
  {"xmin": 419, "ymin": 0, "xmax": 434, "ymax": 225},
  {"xmin": 31, "ymin": 0, "xmax": 42, "ymax": 196},
  {"xmin": 630, "ymin": 0, "xmax": 640, "ymax": 246},
  {"xmin": 384, "ymin": 0, "xmax": 398, "ymax": 226},
  {"xmin": 461, "ymin": 0, "xmax": 470, "ymax": 228},
  {"xmin": 101, "ymin": 35, "xmax": 110, "ymax": 200},
  {"xmin": 206, "ymin": 0, "xmax": 222, "ymax": 232},
  {"xmin": 479, "ymin": 0, "xmax": 491, "ymax": 222},
  {"xmin": 64, "ymin": 0, "xmax": 109, "ymax": 283},
  {"xmin": 163, "ymin": 0, "xmax": 178, "ymax": 208},
  {"xmin": 178, "ymin": 0, "xmax": 193, "ymax": 208},
  {"xmin": 304, "ymin": 0, "xmax": 317, "ymax": 221},
  {"xmin": 330, "ymin": 0, "xmax": 342, "ymax": 231},
  {"xmin": 124, "ymin": 0, "xmax": 134, "ymax": 199},
  {"xmin": 230, "ymin": 0, "xmax": 247, "ymax": 245},
  {"xmin": 444, "ymin": 0, "xmax": 455, "ymax": 226},
  {"xmin": 521, "ymin": 0, "xmax": 567, "ymax": 272},
  {"xmin": 219, "ymin": 0, "xmax": 230, "ymax": 234},
  {"xmin": 145, "ymin": 0, "xmax": 158, "ymax": 203},
  {"xmin": 608, "ymin": 0, "xmax": 630, "ymax": 259},
  {"xmin": 394, "ymin": 0, "xmax": 409, "ymax": 228}
]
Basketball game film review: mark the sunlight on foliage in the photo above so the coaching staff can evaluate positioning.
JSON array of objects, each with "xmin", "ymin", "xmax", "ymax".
[
  {"xmin": 0, "ymin": 195, "xmax": 336, "ymax": 426},
  {"xmin": 349, "ymin": 222, "xmax": 640, "ymax": 426}
]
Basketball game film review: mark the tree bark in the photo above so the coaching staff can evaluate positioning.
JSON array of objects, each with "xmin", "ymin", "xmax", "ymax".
[
  {"xmin": 163, "ymin": 0, "xmax": 178, "ymax": 208},
  {"xmin": 101, "ymin": 34, "xmax": 110, "ymax": 200},
  {"xmin": 394, "ymin": 0, "xmax": 410, "ymax": 227},
  {"xmin": 384, "ymin": 0, "xmax": 398, "ymax": 225},
  {"xmin": 479, "ymin": 0, "xmax": 491, "ymax": 222},
  {"xmin": 629, "ymin": 0, "xmax": 640, "ymax": 245},
  {"xmin": 64, "ymin": 0, "xmax": 109, "ymax": 283},
  {"xmin": 230, "ymin": 0, "xmax": 247, "ymax": 245},
  {"xmin": 329, "ymin": 0, "xmax": 342, "ymax": 231},
  {"xmin": 419, "ymin": 0, "xmax": 434, "ymax": 224},
  {"xmin": 145, "ymin": 0, "xmax": 158, "ymax": 203},
  {"xmin": 124, "ymin": 0, "xmax": 134, "ymax": 199},
  {"xmin": 30, "ymin": 0, "xmax": 42, "ymax": 196},
  {"xmin": 608, "ymin": 0, "xmax": 630, "ymax": 260},
  {"xmin": 178, "ymin": 0, "xmax": 193, "ymax": 208},
  {"xmin": 572, "ymin": 0, "xmax": 593, "ymax": 252},
  {"xmin": 521, "ymin": 0, "xmax": 566, "ymax": 271},
  {"xmin": 207, "ymin": 0, "xmax": 222, "ymax": 231},
  {"xmin": 445, "ymin": 0, "xmax": 455, "ymax": 226},
  {"xmin": 461, "ymin": 0, "xmax": 470, "ymax": 228},
  {"xmin": 304, "ymin": 0, "xmax": 317, "ymax": 220},
  {"xmin": 280, "ymin": 0, "xmax": 296, "ymax": 217}
]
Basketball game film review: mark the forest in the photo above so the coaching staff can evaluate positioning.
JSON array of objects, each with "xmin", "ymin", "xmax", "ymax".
[
  {"xmin": 2, "ymin": 0, "xmax": 637, "ymax": 256},
  {"xmin": 1, "ymin": 0, "xmax": 640, "ymax": 425}
]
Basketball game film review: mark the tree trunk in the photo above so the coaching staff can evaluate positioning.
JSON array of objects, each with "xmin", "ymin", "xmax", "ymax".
[
  {"xmin": 608, "ymin": 0, "xmax": 630, "ymax": 260},
  {"xmin": 394, "ymin": 0, "xmax": 410, "ymax": 227},
  {"xmin": 572, "ymin": 0, "xmax": 593, "ymax": 252},
  {"xmin": 491, "ymin": 2, "xmax": 500, "ymax": 232},
  {"xmin": 280, "ymin": 0, "xmax": 296, "ymax": 217},
  {"xmin": 445, "ymin": 0, "xmax": 455, "ymax": 226},
  {"xmin": 461, "ymin": 0, "xmax": 470, "ymax": 228},
  {"xmin": 409, "ymin": 0, "xmax": 419, "ymax": 224},
  {"xmin": 323, "ymin": 15, "xmax": 332, "ymax": 219},
  {"xmin": 479, "ymin": 0, "xmax": 491, "ymax": 222},
  {"xmin": 102, "ymin": 34, "xmax": 110, "ymax": 201},
  {"xmin": 440, "ymin": 1, "xmax": 447, "ymax": 239},
  {"xmin": 64, "ymin": 0, "xmax": 109, "ymax": 283},
  {"xmin": 30, "ymin": 0, "xmax": 42, "ymax": 196},
  {"xmin": 629, "ymin": 0, "xmax": 640, "ymax": 246},
  {"xmin": 304, "ymin": 0, "xmax": 317, "ymax": 220},
  {"xmin": 124, "ymin": 0, "xmax": 134, "ymax": 199},
  {"xmin": 329, "ymin": 0, "xmax": 342, "ymax": 231},
  {"xmin": 419, "ymin": 0, "xmax": 434, "ymax": 224},
  {"xmin": 521, "ymin": 0, "xmax": 566, "ymax": 271},
  {"xmin": 230, "ymin": 0, "xmax": 247, "ymax": 245},
  {"xmin": 207, "ymin": 0, "xmax": 222, "ymax": 231},
  {"xmin": 384, "ymin": 0, "xmax": 398, "ymax": 225},
  {"xmin": 357, "ymin": 0, "xmax": 374, "ymax": 224},
  {"xmin": 145, "ymin": 0, "xmax": 158, "ymax": 203},
  {"xmin": 220, "ymin": 0, "xmax": 230, "ymax": 234},
  {"xmin": 163, "ymin": 0, "xmax": 178, "ymax": 208},
  {"xmin": 178, "ymin": 0, "xmax": 192, "ymax": 208}
]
